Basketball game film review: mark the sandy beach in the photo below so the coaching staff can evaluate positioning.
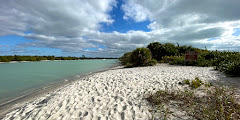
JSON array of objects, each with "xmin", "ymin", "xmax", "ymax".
[{"xmin": 1, "ymin": 64, "xmax": 238, "ymax": 120}]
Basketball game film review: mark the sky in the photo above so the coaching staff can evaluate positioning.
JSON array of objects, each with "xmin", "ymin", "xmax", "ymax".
[{"xmin": 0, "ymin": 0, "xmax": 240, "ymax": 57}]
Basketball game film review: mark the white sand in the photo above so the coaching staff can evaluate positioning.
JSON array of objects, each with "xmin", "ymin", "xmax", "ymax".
[{"xmin": 2, "ymin": 64, "xmax": 224, "ymax": 120}]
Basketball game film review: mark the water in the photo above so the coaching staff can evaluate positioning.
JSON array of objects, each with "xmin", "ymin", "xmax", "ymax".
[{"xmin": 0, "ymin": 59, "xmax": 118, "ymax": 104}]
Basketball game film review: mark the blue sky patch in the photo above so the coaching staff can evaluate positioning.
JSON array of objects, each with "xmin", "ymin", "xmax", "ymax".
[
  {"xmin": 0, "ymin": 35, "xmax": 31, "ymax": 46},
  {"xmin": 232, "ymin": 28, "xmax": 240, "ymax": 36},
  {"xmin": 207, "ymin": 38, "xmax": 220, "ymax": 41},
  {"xmin": 100, "ymin": 0, "xmax": 151, "ymax": 33}
]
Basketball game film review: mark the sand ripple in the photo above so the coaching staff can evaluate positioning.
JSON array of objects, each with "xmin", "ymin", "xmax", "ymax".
[{"xmin": 3, "ymin": 64, "xmax": 220, "ymax": 120}]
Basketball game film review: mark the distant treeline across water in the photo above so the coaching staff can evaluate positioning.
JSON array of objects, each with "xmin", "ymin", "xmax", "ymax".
[{"xmin": 0, "ymin": 55, "xmax": 117, "ymax": 62}]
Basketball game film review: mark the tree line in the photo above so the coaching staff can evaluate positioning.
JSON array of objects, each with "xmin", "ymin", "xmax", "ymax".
[{"xmin": 0, "ymin": 55, "xmax": 116, "ymax": 62}]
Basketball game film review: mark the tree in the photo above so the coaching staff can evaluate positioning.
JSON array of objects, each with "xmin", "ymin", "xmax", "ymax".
[
  {"xmin": 0, "ymin": 56, "xmax": 10, "ymax": 62},
  {"xmin": 130, "ymin": 47, "xmax": 152, "ymax": 66},
  {"xmin": 119, "ymin": 52, "xmax": 132, "ymax": 65},
  {"xmin": 163, "ymin": 43, "xmax": 179, "ymax": 56},
  {"xmin": 147, "ymin": 42, "xmax": 178, "ymax": 60},
  {"xmin": 147, "ymin": 42, "xmax": 162, "ymax": 60}
]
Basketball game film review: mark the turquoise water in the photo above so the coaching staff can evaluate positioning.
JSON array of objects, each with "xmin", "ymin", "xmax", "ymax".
[{"xmin": 0, "ymin": 59, "xmax": 118, "ymax": 103}]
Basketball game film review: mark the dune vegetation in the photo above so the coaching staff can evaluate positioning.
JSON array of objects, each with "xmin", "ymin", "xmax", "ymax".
[
  {"xmin": 146, "ymin": 78, "xmax": 240, "ymax": 119},
  {"xmin": 119, "ymin": 42, "xmax": 240, "ymax": 77},
  {"xmin": 119, "ymin": 42, "xmax": 240, "ymax": 119}
]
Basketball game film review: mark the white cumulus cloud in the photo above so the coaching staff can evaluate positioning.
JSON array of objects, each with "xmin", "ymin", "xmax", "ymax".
[{"xmin": 0, "ymin": 0, "xmax": 240, "ymax": 57}]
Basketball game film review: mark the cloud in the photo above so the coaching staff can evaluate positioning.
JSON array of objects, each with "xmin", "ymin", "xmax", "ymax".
[
  {"xmin": 22, "ymin": 34, "xmax": 97, "ymax": 52},
  {"xmin": 120, "ymin": 0, "xmax": 240, "ymax": 52},
  {"xmin": 0, "ymin": 0, "xmax": 240, "ymax": 57},
  {"xmin": 0, "ymin": 0, "xmax": 116, "ymax": 37}
]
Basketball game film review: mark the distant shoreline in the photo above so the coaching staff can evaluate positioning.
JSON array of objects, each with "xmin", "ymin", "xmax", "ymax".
[
  {"xmin": 0, "ymin": 55, "xmax": 118, "ymax": 63},
  {"xmin": 0, "ymin": 59, "xmax": 118, "ymax": 64}
]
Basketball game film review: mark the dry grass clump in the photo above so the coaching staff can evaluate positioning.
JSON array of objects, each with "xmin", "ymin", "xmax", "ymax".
[{"xmin": 146, "ymin": 80, "xmax": 240, "ymax": 120}]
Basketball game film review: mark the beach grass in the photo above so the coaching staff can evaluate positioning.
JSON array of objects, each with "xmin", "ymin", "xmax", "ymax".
[{"xmin": 146, "ymin": 80, "xmax": 240, "ymax": 119}]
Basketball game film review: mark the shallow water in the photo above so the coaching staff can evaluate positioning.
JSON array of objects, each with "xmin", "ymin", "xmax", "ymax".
[{"xmin": 0, "ymin": 59, "xmax": 118, "ymax": 103}]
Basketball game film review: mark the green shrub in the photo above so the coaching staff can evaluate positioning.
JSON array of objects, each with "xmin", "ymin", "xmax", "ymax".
[
  {"xmin": 118, "ymin": 52, "xmax": 132, "ymax": 65},
  {"xmin": 170, "ymin": 56, "xmax": 185, "ymax": 65},
  {"xmin": 216, "ymin": 61, "xmax": 240, "ymax": 76},
  {"xmin": 190, "ymin": 77, "xmax": 203, "ymax": 89},
  {"xmin": 147, "ymin": 42, "xmax": 163, "ymax": 60},
  {"xmin": 125, "ymin": 62, "xmax": 134, "ymax": 68},
  {"xmin": 130, "ymin": 47, "xmax": 152, "ymax": 66},
  {"xmin": 0, "ymin": 56, "xmax": 10, "ymax": 62},
  {"xmin": 184, "ymin": 77, "xmax": 204, "ymax": 89},
  {"xmin": 122, "ymin": 42, "xmax": 240, "ymax": 76},
  {"xmin": 147, "ymin": 42, "xmax": 179, "ymax": 61},
  {"xmin": 163, "ymin": 43, "xmax": 179, "ymax": 56},
  {"xmin": 147, "ymin": 59, "xmax": 158, "ymax": 66}
]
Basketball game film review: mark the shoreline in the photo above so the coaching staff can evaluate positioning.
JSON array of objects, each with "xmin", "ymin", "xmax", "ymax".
[
  {"xmin": 0, "ymin": 64, "xmax": 121, "ymax": 119},
  {"xmin": 1, "ymin": 64, "xmax": 239, "ymax": 119},
  {"xmin": 0, "ymin": 59, "xmax": 118, "ymax": 64}
]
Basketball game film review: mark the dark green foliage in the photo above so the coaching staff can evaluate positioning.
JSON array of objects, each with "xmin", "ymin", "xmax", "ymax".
[
  {"xmin": 147, "ymin": 42, "xmax": 179, "ymax": 61},
  {"xmin": 147, "ymin": 42, "xmax": 163, "ymax": 60},
  {"xmin": 162, "ymin": 56, "xmax": 185, "ymax": 65},
  {"xmin": 130, "ymin": 47, "xmax": 152, "ymax": 66},
  {"xmin": 216, "ymin": 61, "xmax": 240, "ymax": 76},
  {"xmin": 118, "ymin": 52, "xmax": 132, "ymax": 65},
  {"xmin": 119, "ymin": 48, "xmax": 157, "ymax": 67},
  {"xmin": 121, "ymin": 41, "xmax": 240, "ymax": 76},
  {"xmin": 163, "ymin": 50, "xmax": 240, "ymax": 76},
  {"xmin": 0, "ymin": 56, "xmax": 10, "ymax": 62},
  {"xmin": 146, "ymin": 59, "xmax": 158, "ymax": 66},
  {"xmin": 163, "ymin": 43, "xmax": 179, "ymax": 56}
]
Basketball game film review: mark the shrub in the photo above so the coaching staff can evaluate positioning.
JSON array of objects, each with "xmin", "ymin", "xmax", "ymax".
[
  {"xmin": 184, "ymin": 77, "xmax": 204, "ymax": 89},
  {"xmin": 0, "ymin": 56, "xmax": 10, "ymax": 62},
  {"xmin": 147, "ymin": 42, "xmax": 179, "ymax": 61},
  {"xmin": 169, "ymin": 56, "xmax": 185, "ymax": 65},
  {"xmin": 147, "ymin": 59, "xmax": 158, "ymax": 66},
  {"xmin": 130, "ymin": 47, "xmax": 152, "ymax": 66},
  {"xmin": 147, "ymin": 42, "xmax": 163, "ymax": 60},
  {"xmin": 118, "ymin": 52, "xmax": 132, "ymax": 65},
  {"xmin": 163, "ymin": 43, "xmax": 179, "ymax": 56},
  {"xmin": 122, "ymin": 42, "xmax": 240, "ymax": 76},
  {"xmin": 216, "ymin": 61, "xmax": 240, "ymax": 76},
  {"xmin": 190, "ymin": 77, "xmax": 203, "ymax": 89}
]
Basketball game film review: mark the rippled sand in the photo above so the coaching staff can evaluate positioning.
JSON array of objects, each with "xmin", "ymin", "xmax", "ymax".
[{"xmin": 3, "ymin": 64, "xmax": 222, "ymax": 120}]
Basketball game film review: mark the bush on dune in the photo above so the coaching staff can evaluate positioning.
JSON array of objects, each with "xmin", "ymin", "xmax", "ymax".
[
  {"xmin": 119, "ymin": 52, "xmax": 132, "ymax": 66},
  {"xmin": 147, "ymin": 42, "xmax": 163, "ymax": 61},
  {"xmin": 119, "ymin": 47, "xmax": 157, "ymax": 67},
  {"xmin": 130, "ymin": 47, "xmax": 152, "ymax": 66},
  {"xmin": 147, "ymin": 42, "xmax": 179, "ymax": 61},
  {"xmin": 146, "ymin": 59, "xmax": 158, "ymax": 66}
]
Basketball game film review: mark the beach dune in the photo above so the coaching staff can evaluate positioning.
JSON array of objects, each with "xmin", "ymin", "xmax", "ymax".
[{"xmin": 2, "ymin": 64, "xmax": 221, "ymax": 120}]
